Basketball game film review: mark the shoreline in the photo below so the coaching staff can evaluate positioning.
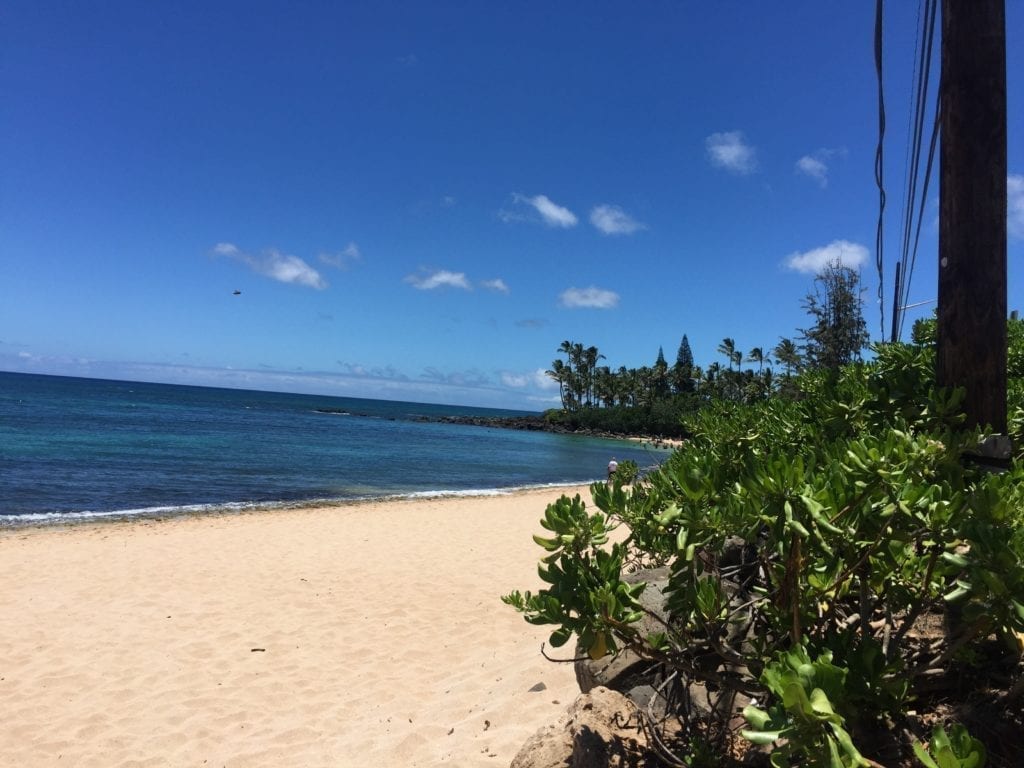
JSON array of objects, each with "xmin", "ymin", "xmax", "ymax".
[
  {"xmin": 0, "ymin": 479, "xmax": 602, "ymax": 531},
  {"xmin": 0, "ymin": 484, "xmax": 590, "ymax": 767}
]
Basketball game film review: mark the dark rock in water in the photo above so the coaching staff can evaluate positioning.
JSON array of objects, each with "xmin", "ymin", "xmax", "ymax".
[
  {"xmin": 510, "ymin": 687, "xmax": 647, "ymax": 768},
  {"xmin": 413, "ymin": 414, "xmax": 557, "ymax": 431},
  {"xmin": 409, "ymin": 412, "xmax": 665, "ymax": 443}
]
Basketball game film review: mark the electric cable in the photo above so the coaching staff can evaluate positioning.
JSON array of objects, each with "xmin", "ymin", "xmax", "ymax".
[{"xmin": 874, "ymin": 0, "xmax": 887, "ymax": 340}]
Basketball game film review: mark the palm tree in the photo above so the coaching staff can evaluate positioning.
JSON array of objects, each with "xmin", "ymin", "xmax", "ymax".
[
  {"xmin": 583, "ymin": 345, "xmax": 604, "ymax": 406},
  {"xmin": 698, "ymin": 362, "xmax": 720, "ymax": 394},
  {"xmin": 718, "ymin": 338, "xmax": 737, "ymax": 370},
  {"xmin": 571, "ymin": 342, "xmax": 585, "ymax": 407},
  {"xmin": 547, "ymin": 359, "xmax": 568, "ymax": 409},
  {"xmin": 731, "ymin": 348, "xmax": 744, "ymax": 372},
  {"xmin": 617, "ymin": 366, "xmax": 635, "ymax": 407},
  {"xmin": 773, "ymin": 338, "xmax": 801, "ymax": 377},
  {"xmin": 747, "ymin": 347, "xmax": 769, "ymax": 375},
  {"xmin": 555, "ymin": 340, "xmax": 587, "ymax": 410},
  {"xmin": 593, "ymin": 365, "xmax": 615, "ymax": 407}
]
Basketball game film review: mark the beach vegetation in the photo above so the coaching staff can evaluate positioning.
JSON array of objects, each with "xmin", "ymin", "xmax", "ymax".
[
  {"xmin": 542, "ymin": 262, "xmax": 874, "ymax": 443},
  {"xmin": 610, "ymin": 458, "xmax": 639, "ymax": 486},
  {"xmin": 799, "ymin": 260, "xmax": 870, "ymax": 371},
  {"xmin": 509, "ymin": 316, "xmax": 1024, "ymax": 766},
  {"xmin": 673, "ymin": 334, "xmax": 695, "ymax": 394}
]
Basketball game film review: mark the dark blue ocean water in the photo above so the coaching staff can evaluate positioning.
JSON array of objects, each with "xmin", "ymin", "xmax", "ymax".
[{"xmin": 0, "ymin": 371, "xmax": 666, "ymax": 526}]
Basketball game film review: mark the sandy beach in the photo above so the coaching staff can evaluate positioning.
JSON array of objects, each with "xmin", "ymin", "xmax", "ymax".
[{"xmin": 0, "ymin": 485, "xmax": 592, "ymax": 767}]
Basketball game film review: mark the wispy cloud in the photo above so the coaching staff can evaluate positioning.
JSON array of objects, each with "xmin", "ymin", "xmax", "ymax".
[
  {"xmin": 502, "ymin": 193, "xmax": 578, "ymax": 228},
  {"xmin": 500, "ymin": 371, "xmax": 529, "ymax": 388},
  {"xmin": 404, "ymin": 269, "xmax": 472, "ymax": 290},
  {"xmin": 795, "ymin": 156, "xmax": 828, "ymax": 187},
  {"xmin": 481, "ymin": 278, "xmax": 510, "ymax": 293},
  {"xmin": 515, "ymin": 318, "xmax": 548, "ymax": 329},
  {"xmin": 396, "ymin": 53, "xmax": 419, "ymax": 67},
  {"xmin": 420, "ymin": 367, "xmax": 491, "ymax": 387},
  {"xmin": 319, "ymin": 242, "xmax": 362, "ymax": 270},
  {"xmin": 337, "ymin": 361, "xmax": 409, "ymax": 381},
  {"xmin": 795, "ymin": 148, "xmax": 846, "ymax": 188},
  {"xmin": 500, "ymin": 369, "xmax": 557, "ymax": 390},
  {"xmin": 705, "ymin": 131, "xmax": 757, "ymax": 175},
  {"xmin": 213, "ymin": 242, "xmax": 326, "ymax": 289},
  {"xmin": 784, "ymin": 239, "xmax": 869, "ymax": 274},
  {"xmin": 559, "ymin": 286, "xmax": 620, "ymax": 309},
  {"xmin": 590, "ymin": 204, "xmax": 645, "ymax": 235},
  {"xmin": 1009, "ymin": 174, "xmax": 1024, "ymax": 240}
]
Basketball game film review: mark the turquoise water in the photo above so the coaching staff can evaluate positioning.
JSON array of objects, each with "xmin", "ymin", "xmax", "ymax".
[{"xmin": 0, "ymin": 371, "xmax": 666, "ymax": 526}]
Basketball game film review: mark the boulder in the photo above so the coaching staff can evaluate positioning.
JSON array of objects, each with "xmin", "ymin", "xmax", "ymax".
[
  {"xmin": 575, "ymin": 567, "xmax": 671, "ymax": 696},
  {"xmin": 510, "ymin": 687, "xmax": 648, "ymax": 768}
]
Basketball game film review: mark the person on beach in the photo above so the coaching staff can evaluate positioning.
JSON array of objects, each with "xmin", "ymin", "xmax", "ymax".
[{"xmin": 607, "ymin": 457, "xmax": 618, "ymax": 483}]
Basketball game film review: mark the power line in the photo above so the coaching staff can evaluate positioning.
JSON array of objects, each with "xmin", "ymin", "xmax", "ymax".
[
  {"xmin": 892, "ymin": 0, "xmax": 940, "ymax": 341},
  {"xmin": 874, "ymin": 0, "xmax": 887, "ymax": 340},
  {"xmin": 899, "ymin": 89, "xmax": 941, "ymax": 341}
]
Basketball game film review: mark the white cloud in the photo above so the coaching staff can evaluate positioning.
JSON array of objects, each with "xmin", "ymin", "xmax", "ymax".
[
  {"xmin": 796, "ymin": 156, "xmax": 829, "ymax": 187},
  {"xmin": 705, "ymin": 131, "xmax": 757, "ymax": 175},
  {"xmin": 319, "ymin": 242, "xmax": 362, "ymax": 269},
  {"xmin": 795, "ymin": 148, "xmax": 846, "ymax": 188},
  {"xmin": 533, "ymin": 368, "xmax": 558, "ymax": 390},
  {"xmin": 501, "ymin": 372, "xmax": 529, "ymax": 387},
  {"xmin": 501, "ymin": 368, "xmax": 559, "ymax": 391},
  {"xmin": 784, "ymin": 239, "xmax": 869, "ymax": 274},
  {"xmin": 590, "ymin": 204, "xmax": 645, "ymax": 235},
  {"xmin": 1009, "ymin": 174, "xmax": 1024, "ymax": 240},
  {"xmin": 404, "ymin": 269, "xmax": 472, "ymax": 290},
  {"xmin": 213, "ymin": 242, "xmax": 327, "ymax": 289},
  {"xmin": 264, "ymin": 252, "xmax": 327, "ymax": 289},
  {"xmin": 481, "ymin": 278, "xmax": 510, "ymax": 293},
  {"xmin": 506, "ymin": 193, "xmax": 578, "ymax": 228},
  {"xmin": 559, "ymin": 286, "xmax": 620, "ymax": 309}
]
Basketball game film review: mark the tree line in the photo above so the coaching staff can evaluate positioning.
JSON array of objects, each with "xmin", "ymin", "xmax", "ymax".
[{"xmin": 544, "ymin": 262, "xmax": 869, "ymax": 436}]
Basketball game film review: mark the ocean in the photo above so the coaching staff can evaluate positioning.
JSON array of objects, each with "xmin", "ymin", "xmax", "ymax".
[{"xmin": 0, "ymin": 371, "xmax": 667, "ymax": 527}]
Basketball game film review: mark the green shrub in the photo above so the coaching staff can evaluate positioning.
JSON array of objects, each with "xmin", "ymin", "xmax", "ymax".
[{"xmin": 507, "ymin": 331, "xmax": 1024, "ymax": 765}]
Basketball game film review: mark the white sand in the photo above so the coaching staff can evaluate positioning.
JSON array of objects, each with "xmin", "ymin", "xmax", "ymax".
[{"xmin": 0, "ymin": 485, "xmax": 592, "ymax": 767}]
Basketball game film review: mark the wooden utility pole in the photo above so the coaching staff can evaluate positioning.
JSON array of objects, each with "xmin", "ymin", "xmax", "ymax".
[{"xmin": 937, "ymin": 0, "xmax": 1008, "ymax": 438}]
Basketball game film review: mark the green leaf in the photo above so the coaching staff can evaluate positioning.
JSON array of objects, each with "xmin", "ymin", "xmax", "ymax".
[
  {"xmin": 742, "ymin": 705, "xmax": 772, "ymax": 729},
  {"xmin": 786, "ymin": 519, "xmax": 810, "ymax": 538},
  {"xmin": 941, "ymin": 551, "xmax": 969, "ymax": 568},
  {"xmin": 1012, "ymin": 599, "xmax": 1024, "ymax": 622},
  {"xmin": 532, "ymin": 534, "xmax": 561, "ymax": 551},
  {"xmin": 827, "ymin": 736, "xmax": 844, "ymax": 768},
  {"xmin": 740, "ymin": 729, "xmax": 784, "ymax": 745},
  {"xmin": 676, "ymin": 527, "xmax": 688, "ymax": 552},
  {"xmin": 943, "ymin": 580, "xmax": 971, "ymax": 602},
  {"xmin": 830, "ymin": 723, "xmax": 869, "ymax": 766},
  {"xmin": 912, "ymin": 742, "xmax": 940, "ymax": 768},
  {"xmin": 549, "ymin": 627, "xmax": 572, "ymax": 647},
  {"xmin": 809, "ymin": 687, "xmax": 837, "ymax": 718}
]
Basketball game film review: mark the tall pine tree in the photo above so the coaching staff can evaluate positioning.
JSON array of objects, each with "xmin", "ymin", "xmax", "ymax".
[{"xmin": 672, "ymin": 335, "xmax": 695, "ymax": 393}]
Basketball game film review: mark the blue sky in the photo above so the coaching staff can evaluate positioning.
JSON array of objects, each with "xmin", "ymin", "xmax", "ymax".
[{"xmin": 3, "ymin": 2, "xmax": 1023, "ymax": 410}]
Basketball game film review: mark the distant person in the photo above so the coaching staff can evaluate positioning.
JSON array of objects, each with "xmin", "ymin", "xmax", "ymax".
[{"xmin": 607, "ymin": 457, "xmax": 618, "ymax": 483}]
